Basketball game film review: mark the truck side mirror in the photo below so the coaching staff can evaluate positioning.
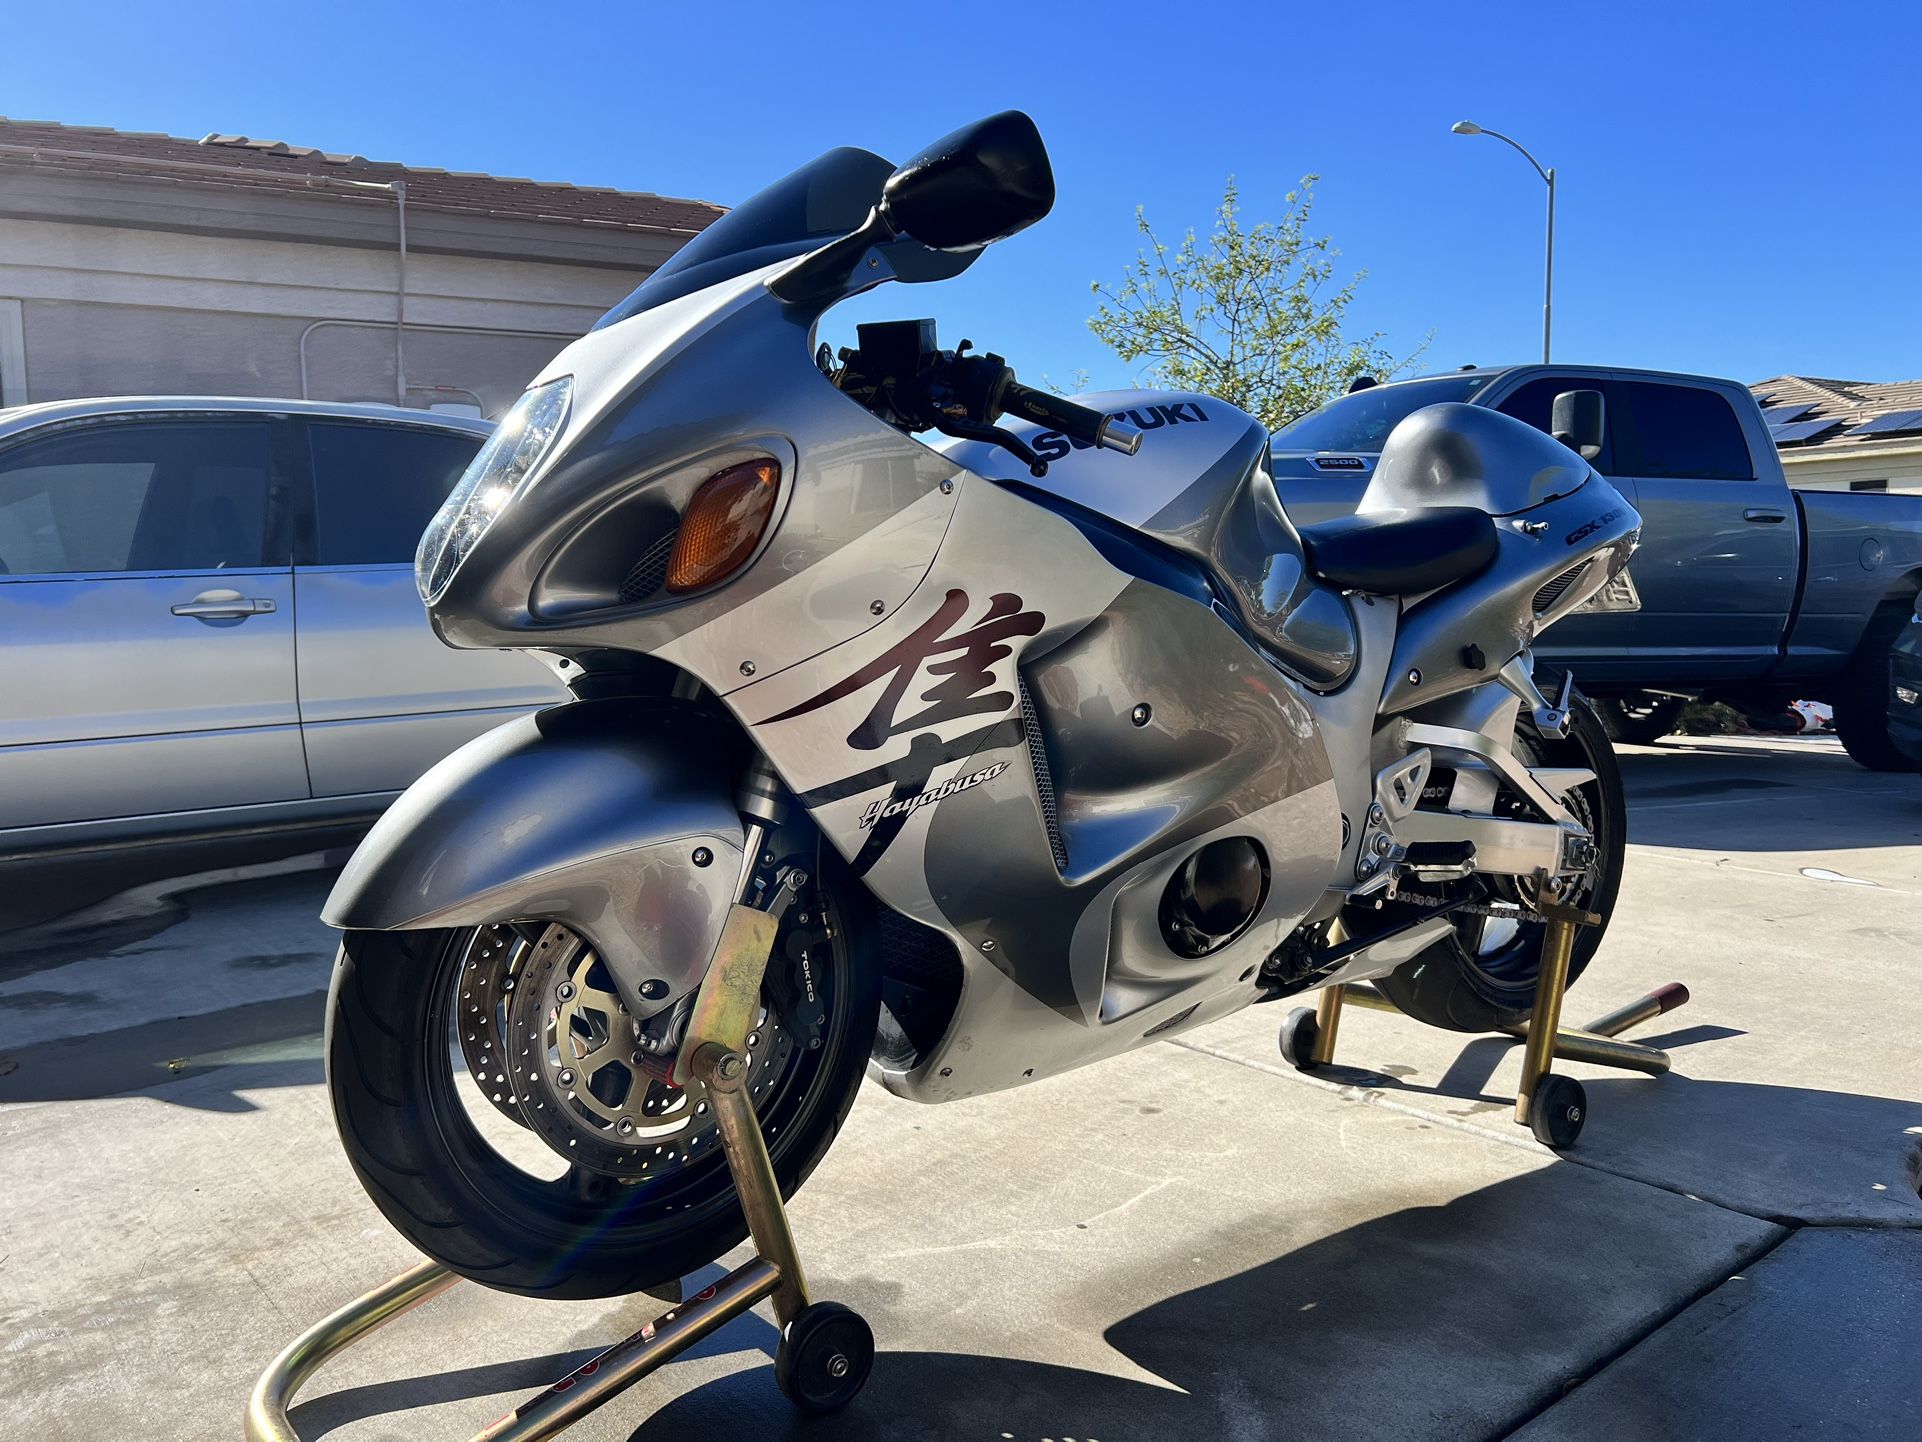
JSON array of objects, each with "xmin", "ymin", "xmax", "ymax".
[{"xmin": 1552, "ymin": 390, "xmax": 1605, "ymax": 462}]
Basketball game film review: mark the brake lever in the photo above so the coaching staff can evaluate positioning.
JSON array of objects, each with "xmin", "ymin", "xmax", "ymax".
[{"xmin": 927, "ymin": 413, "xmax": 1049, "ymax": 477}]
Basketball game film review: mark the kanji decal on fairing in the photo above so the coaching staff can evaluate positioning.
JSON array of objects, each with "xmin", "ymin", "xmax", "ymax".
[
  {"xmin": 767, "ymin": 589, "xmax": 1043, "ymax": 748},
  {"xmin": 770, "ymin": 589, "xmax": 1043, "ymax": 870}
]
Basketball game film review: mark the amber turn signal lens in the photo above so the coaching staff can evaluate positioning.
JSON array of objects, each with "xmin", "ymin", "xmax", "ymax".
[{"xmin": 666, "ymin": 459, "xmax": 782, "ymax": 594}]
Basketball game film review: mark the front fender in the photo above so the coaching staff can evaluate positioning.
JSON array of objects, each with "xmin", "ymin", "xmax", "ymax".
[{"xmin": 323, "ymin": 698, "xmax": 745, "ymax": 1021}]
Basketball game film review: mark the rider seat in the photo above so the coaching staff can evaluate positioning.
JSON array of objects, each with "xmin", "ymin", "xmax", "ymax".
[{"xmin": 1298, "ymin": 506, "xmax": 1499, "ymax": 596}]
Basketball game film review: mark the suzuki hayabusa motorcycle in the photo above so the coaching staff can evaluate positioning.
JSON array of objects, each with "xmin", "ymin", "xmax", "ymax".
[{"xmin": 322, "ymin": 112, "xmax": 1640, "ymax": 1301}]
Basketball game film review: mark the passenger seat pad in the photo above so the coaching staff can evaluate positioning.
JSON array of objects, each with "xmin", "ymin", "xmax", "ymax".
[{"xmin": 1299, "ymin": 506, "xmax": 1499, "ymax": 595}]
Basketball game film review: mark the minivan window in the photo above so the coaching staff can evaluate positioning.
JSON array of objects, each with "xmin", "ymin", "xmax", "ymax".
[
  {"xmin": 1495, "ymin": 376, "xmax": 1616, "ymax": 472},
  {"xmin": 308, "ymin": 422, "xmax": 484, "ymax": 566},
  {"xmin": 1617, "ymin": 382, "xmax": 1753, "ymax": 480},
  {"xmin": 0, "ymin": 422, "xmax": 273, "ymax": 575},
  {"xmin": 1270, "ymin": 374, "xmax": 1491, "ymax": 454}
]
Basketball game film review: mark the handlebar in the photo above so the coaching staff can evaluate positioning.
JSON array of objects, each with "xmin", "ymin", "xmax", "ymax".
[{"xmin": 1000, "ymin": 381, "xmax": 1142, "ymax": 456}]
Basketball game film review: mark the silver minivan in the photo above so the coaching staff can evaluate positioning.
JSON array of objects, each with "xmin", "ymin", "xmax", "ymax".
[{"xmin": 0, "ymin": 397, "xmax": 567, "ymax": 854}]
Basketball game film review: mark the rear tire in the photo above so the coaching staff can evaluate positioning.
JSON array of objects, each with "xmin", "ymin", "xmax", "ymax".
[
  {"xmin": 1375, "ymin": 694, "xmax": 1625, "ymax": 1034},
  {"xmin": 323, "ymin": 845, "xmax": 881, "ymax": 1300},
  {"xmin": 1832, "ymin": 601, "xmax": 1918, "ymax": 772}
]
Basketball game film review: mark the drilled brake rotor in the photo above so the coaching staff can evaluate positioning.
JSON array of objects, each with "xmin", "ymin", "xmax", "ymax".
[
  {"xmin": 455, "ymin": 924, "xmax": 533, "ymax": 1126},
  {"xmin": 495, "ymin": 926, "xmax": 795, "ymax": 1184}
]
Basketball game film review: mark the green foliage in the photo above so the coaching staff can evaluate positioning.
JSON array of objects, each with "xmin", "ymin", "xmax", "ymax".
[
  {"xmin": 1089, "ymin": 177, "xmax": 1427, "ymax": 431},
  {"xmin": 1679, "ymin": 701, "xmax": 1749, "ymax": 736}
]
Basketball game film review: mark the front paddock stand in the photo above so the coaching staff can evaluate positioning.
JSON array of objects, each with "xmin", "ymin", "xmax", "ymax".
[
  {"xmin": 249, "ymin": 898, "xmax": 874, "ymax": 1440},
  {"xmin": 1279, "ymin": 903, "xmax": 1689, "ymax": 1148}
]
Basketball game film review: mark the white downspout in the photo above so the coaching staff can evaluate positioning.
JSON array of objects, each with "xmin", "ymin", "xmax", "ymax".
[
  {"xmin": 391, "ymin": 179, "xmax": 408, "ymax": 407},
  {"xmin": 335, "ymin": 177, "xmax": 407, "ymax": 405}
]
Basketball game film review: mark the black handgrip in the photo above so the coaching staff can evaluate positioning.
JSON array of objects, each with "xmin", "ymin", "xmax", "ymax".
[{"xmin": 999, "ymin": 381, "xmax": 1142, "ymax": 455}]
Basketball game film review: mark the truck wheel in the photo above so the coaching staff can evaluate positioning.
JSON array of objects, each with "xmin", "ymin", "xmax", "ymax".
[
  {"xmin": 1832, "ymin": 601, "xmax": 1919, "ymax": 772},
  {"xmin": 1594, "ymin": 694, "xmax": 1685, "ymax": 746}
]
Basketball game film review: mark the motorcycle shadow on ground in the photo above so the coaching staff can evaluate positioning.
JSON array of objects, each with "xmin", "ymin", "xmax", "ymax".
[
  {"xmin": 294, "ymin": 1168, "xmax": 1643, "ymax": 1442},
  {"xmin": 1310, "ymin": 1034, "xmax": 1922, "ymax": 1229},
  {"xmin": 287, "ymin": 1081, "xmax": 1919, "ymax": 1442}
]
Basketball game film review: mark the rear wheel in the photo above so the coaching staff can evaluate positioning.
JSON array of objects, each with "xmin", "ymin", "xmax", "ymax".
[
  {"xmin": 324, "ymin": 841, "xmax": 880, "ymax": 1299},
  {"xmin": 1375, "ymin": 695, "xmax": 1625, "ymax": 1033},
  {"xmin": 1832, "ymin": 601, "xmax": 1918, "ymax": 772}
]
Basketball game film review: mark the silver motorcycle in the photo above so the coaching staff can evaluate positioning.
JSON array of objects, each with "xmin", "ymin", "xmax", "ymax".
[{"xmin": 322, "ymin": 112, "xmax": 1640, "ymax": 1306}]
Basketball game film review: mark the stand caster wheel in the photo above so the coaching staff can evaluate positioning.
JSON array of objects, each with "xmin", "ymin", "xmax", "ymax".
[
  {"xmin": 775, "ymin": 1300, "xmax": 874, "ymax": 1414},
  {"xmin": 1279, "ymin": 1006, "xmax": 1320, "ymax": 1070},
  {"xmin": 1526, "ymin": 1073, "xmax": 1587, "ymax": 1148}
]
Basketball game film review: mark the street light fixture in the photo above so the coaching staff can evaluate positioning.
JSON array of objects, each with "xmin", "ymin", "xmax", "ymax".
[{"xmin": 1452, "ymin": 120, "xmax": 1555, "ymax": 363}]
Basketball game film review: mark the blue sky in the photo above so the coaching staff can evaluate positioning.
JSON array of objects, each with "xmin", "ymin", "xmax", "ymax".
[{"xmin": 6, "ymin": 1, "xmax": 1919, "ymax": 395}]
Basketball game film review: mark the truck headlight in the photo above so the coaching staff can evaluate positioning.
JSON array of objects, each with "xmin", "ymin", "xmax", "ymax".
[{"xmin": 416, "ymin": 376, "xmax": 572, "ymax": 604}]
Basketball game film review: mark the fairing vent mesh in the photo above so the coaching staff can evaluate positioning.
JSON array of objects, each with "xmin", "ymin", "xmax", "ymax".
[
  {"xmin": 1019, "ymin": 675, "xmax": 1070, "ymax": 871},
  {"xmin": 1532, "ymin": 562, "xmax": 1587, "ymax": 617},
  {"xmin": 872, "ymin": 908, "xmax": 965, "ymax": 1073},
  {"xmin": 618, "ymin": 530, "xmax": 679, "ymax": 606},
  {"xmin": 876, "ymin": 908, "xmax": 965, "ymax": 987}
]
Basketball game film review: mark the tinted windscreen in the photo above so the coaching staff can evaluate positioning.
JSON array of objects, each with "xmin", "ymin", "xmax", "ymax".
[
  {"xmin": 595, "ymin": 147, "xmax": 894, "ymax": 329},
  {"xmin": 1271, "ymin": 375, "xmax": 1491, "ymax": 453}
]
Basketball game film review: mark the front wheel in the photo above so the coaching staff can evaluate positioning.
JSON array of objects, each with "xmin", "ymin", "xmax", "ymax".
[
  {"xmin": 323, "ymin": 843, "xmax": 880, "ymax": 1300},
  {"xmin": 1375, "ymin": 694, "xmax": 1626, "ymax": 1033}
]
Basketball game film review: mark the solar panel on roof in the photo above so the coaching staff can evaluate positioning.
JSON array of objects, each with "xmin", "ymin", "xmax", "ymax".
[
  {"xmin": 1761, "ymin": 402, "xmax": 1816, "ymax": 426},
  {"xmin": 1845, "ymin": 408, "xmax": 1922, "ymax": 437},
  {"xmin": 1768, "ymin": 418, "xmax": 1845, "ymax": 445}
]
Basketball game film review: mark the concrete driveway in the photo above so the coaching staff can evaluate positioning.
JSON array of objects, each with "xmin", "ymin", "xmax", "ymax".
[{"xmin": 2, "ymin": 735, "xmax": 1917, "ymax": 1440}]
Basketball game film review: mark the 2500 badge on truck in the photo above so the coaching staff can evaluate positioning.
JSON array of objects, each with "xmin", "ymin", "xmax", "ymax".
[{"xmin": 1273, "ymin": 366, "xmax": 1922, "ymax": 769}]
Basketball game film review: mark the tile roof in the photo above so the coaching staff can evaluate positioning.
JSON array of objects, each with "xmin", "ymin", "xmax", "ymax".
[
  {"xmin": 1750, "ymin": 374, "xmax": 1922, "ymax": 454},
  {"xmin": 0, "ymin": 116, "xmax": 725, "ymax": 237}
]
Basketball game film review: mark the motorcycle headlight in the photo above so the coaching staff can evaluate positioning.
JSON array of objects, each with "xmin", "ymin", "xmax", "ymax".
[{"xmin": 416, "ymin": 376, "xmax": 573, "ymax": 604}]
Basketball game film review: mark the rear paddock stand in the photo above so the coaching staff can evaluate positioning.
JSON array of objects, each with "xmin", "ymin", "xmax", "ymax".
[
  {"xmin": 1278, "ymin": 902, "xmax": 1689, "ymax": 1147},
  {"xmin": 248, "ymin": 900, "xmax": 874, "ymax": 1440}
]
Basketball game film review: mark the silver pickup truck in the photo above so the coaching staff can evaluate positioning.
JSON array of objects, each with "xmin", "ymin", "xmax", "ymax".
[{"xmin": 1274, "ymin": 365, "xmax": 1922, "ymax": 768}]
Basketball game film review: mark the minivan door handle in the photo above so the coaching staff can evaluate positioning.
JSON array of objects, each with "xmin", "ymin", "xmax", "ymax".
[
  {"xmin": 1743, "ymin": 508, "xmax": 1788, "ymax": 524},
  {"xmin": 171, "ymin": 588, "xmax": 277, "ymax": 620}
]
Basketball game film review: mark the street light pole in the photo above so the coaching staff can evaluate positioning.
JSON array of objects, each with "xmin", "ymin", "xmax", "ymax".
[{"xmin": 1452, "ymin": 121, "xmax": 1555, "ymax": 363}]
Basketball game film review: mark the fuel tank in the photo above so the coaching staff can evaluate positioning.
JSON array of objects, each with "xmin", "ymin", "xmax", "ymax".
[{"xmin": 938, "ymin": 389, "xmax": 1359, "ymax": 688}]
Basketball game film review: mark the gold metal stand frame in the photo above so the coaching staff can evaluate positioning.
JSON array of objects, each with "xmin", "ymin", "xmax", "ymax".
[
  {"xmin": 1283, "ymin": 904, "xmax": 1689, "ymax": 1148},
  {"xmin": 248, "ymin": 891, "xmax": 873, "ymax": 1441}
]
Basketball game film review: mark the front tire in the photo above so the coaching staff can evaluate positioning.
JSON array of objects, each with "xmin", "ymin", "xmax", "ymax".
[
  {"xmin": 324, "ymin": 846, "xmax": 880, "ymax": 1300},
  {"xmin": 1375, "ymin": 694, "xmax": 1626, "ymax": 1033}
]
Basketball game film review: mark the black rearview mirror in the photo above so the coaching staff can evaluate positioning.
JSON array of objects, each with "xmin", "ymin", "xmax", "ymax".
[
  {"xmin": 1552, "ymin": 389, "xmax": 1605, "ymax": 462},
  {"xmin": 880, "ymin": 111, "xmax": 1055, "ymax": 252}
]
